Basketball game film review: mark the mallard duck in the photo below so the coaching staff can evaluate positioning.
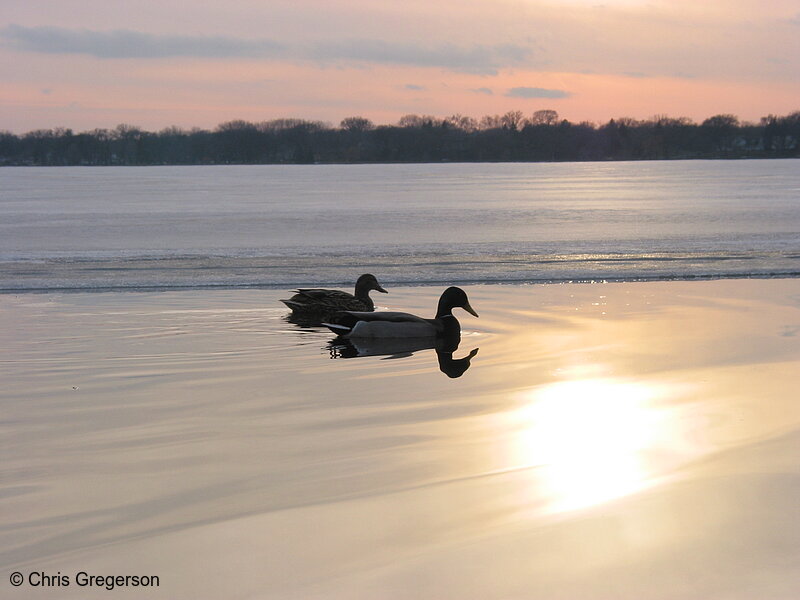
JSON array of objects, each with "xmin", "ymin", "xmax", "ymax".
[
  {"xmin": 323, "ymin": 286, "xmax": 478, "ymax": 338},
  {"xmin": 281, "ymin": 274, "xmax": 387, "ymax": 316}
]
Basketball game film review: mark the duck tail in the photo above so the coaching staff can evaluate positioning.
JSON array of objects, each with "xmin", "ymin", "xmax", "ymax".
[
  {"xmin": 281, "ymin": 299, "xmax": 306, "ymax": 311},
  {"xmin": 321, "ymin": 322, "xmax": 352, "ymax": 336}
]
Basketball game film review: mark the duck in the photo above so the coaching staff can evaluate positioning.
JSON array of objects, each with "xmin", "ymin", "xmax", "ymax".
[
  {"xmin": 323, "ymin": 286, "xmax": 478, "ymax": 339},
  {"xmin": 281, "ymin": 274, "xmax": 387, "ymax": 317}
]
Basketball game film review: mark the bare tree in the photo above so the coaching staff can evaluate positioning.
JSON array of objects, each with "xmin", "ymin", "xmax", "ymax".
[
  {"xmin": 500, "ymin": 110, "xmax": 525, "ymax": 131},
  {"xmin": 529, "ymin": 109, "xmax": 559, "ymax": 126},
  {"xmin": 702, "ymin": 114, "xmax": 741, "ymax": 151},
  {"xmin": 113, "ymin": 123, "xmax": 144, "ymax": 140},
  {"xmin": 444, "ymin": 114, "xmax": 478, "ymax": 132},
  {"xmin": 340, "ymin": 117, "xmax": 374, "ymax": 132},
  {"xmin": 479, "ymin": 114, "xmax": 503, "ymax": 130},
  {"xmin": 398, "ymin": 114, "xmax": 440, "ymax": 128},
  {"xmin": 702, "ymin": 114, "xmax": 739, "ymax": 129}
]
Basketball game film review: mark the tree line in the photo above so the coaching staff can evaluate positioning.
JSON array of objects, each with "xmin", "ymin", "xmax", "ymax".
[{"xmin": 1, "ymin": 109, "xmax": 798, "ymax": 166}]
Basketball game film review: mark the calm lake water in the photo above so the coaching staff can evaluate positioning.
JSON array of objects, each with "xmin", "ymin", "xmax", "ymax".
[
  {"xmin": 3, "ymin": 280, "xmax": 799, "ymax": 599},
  {"xmin": 1, "ymin": 160, "xmax": 799, "ymax": 290},
  {"xmin": 2, "ymin": 160, "xmax": 799, "ymax": 597}
]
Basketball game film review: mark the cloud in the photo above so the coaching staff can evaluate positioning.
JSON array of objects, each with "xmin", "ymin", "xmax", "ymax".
[
  {"xmin": 505, "ymin": 86, "xmax": 570, "ymax": 99},
  {"xmin": 1, "ymin": 24, "xmax": 533, "ymax": 75},
  {"xmin": 308, "ymin": 39, "xmax": 531, "ymax": 75},
  {"xmin": 0, "ymin": 24, "xmax": 285, "ymax": 59},
  {"xmin": 471, "ymin": 87, "xmax": 494, "ymax": 95},
  {"xmin": 404, "ymin": 84, "xmax": 425, "ymax": 91}
]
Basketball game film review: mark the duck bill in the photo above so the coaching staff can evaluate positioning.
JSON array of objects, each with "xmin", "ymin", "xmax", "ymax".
[
  {"xmin": 375, "ymin": 285, "xmax": 388, "ymax": 294},
  {"xmin": 463, "ymin": 302, "xmax": 479, "ymax": 318}
]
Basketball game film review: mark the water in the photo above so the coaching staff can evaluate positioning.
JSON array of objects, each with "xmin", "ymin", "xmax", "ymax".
[
  {"xmin": 3, "ymin": 281, "xmax": 800, "ymax": 598},
  {"xmin": 2, "ymin": 159, "xmax": 800, "ymax": 597},
  {"xmin": 1, "ymin": 160, "xmax": 798, "ymax": 291}
]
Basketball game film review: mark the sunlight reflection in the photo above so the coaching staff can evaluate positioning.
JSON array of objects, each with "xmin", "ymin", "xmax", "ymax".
[{"xmin": 512, "ymin": 378, "xmax": 675, "ymax": 513}]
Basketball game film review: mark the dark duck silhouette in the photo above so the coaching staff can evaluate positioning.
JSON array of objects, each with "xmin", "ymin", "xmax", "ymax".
[
  {"xmin": 437, "ymin": 347, "xmax": 479, "ymax": 379},
  {"xmin": 328, "ymin": 332, "xmax": 479, "ymax": 378},
  {"xmin": 323, "ymin": 286, "xmax": 478, "ymax": 338},
  {"xmin": 281, "ymin": 274, "xmax": 387, "ymax": 319}
]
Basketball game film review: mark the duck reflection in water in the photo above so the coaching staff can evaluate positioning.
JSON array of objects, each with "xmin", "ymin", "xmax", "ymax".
[
  {"xmin": 325, "ymin": 286, "xmax": 480, "ymax": 378},
  {"xmin": 329, "ymin": 332, "xmax": 479, "ymax": 378}
]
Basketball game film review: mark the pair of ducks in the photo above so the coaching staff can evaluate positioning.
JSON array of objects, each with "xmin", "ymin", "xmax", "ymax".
[{"xmin": 281, "ymin": 274, "xmax": 478, "ymax": 338}]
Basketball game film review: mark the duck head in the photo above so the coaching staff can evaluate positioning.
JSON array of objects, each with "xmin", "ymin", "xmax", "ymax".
[
  {"xmin": 436, "ymin": 286, "xmax": 479, "ymax": 319},
  {"xmin": 355, "ymin": 273, "xmax": 388, "ymax": 295}
]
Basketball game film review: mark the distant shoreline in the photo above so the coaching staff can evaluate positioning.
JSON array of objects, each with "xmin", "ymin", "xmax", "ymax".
[
  {"xmin": 3, "ymin": 156, "xmax": 800, "ymax": 168},
  {"xmin": 2, "ymin": 111, "xmax": 798, "ymax": 166}
]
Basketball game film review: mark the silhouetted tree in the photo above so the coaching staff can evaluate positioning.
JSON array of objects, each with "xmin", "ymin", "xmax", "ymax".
[
  {"xmin": 444, "ymin": 114, "xmax": 478, "ymax": 132},
  {"xmin": 398, "ymin": 114, "xmax": 441, "ymax": 128},
  {"xmin": 1, "ymin": 110, "xmax": 798, "ymax": 166},
  {"xmin": 340, "ymin": 117, "xmax": 374, "ymax": 132},
  {"xmin": 701, "ymin": 114, "xmax": 740, "ymax": 153},
  {"xmin": 500, "ymin": 110, "xmax": 525, "ymax": 131},
  {"xmin": 478, "ymin": 114, "xmax": 503, "ymax": 130},
  {"xmin": 530, "ymin": 109, "xmax": 559, "ymax": 126}
]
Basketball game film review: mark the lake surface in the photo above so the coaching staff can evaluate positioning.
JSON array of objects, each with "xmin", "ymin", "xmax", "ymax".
[
  {"xmin": 1, "ymin": 160, "xmax": 799, "ymax": 291},
  {"xmin": 3, "ymin": 161, "xmax": 799, "ymax": 598},
  {"xmin": 2, "ymin": 280, "xmax": 799, "ymax": 599}
]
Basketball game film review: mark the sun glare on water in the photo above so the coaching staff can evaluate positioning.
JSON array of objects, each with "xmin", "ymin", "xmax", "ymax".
[{"xmin": 511, "ymin": 379, "xmax": 676, "ymax": 513}]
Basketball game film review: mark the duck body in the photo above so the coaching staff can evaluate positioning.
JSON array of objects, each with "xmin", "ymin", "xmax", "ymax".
[
  {"xmin": 324, "ymin": 286, "xmax": 478, "ymax": 339},
  {"xmin": 327, "ymin": 311, "xmax": 441, "ymax": 338},
  {"xmin": 281, "ymin": 274, "xmax": 387, "ymax": 317}
]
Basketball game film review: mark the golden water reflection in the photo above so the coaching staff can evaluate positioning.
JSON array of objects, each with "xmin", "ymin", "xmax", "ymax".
[{"xmin": 510, "ymin": 377, "xmax": 699, "ymax": 513}]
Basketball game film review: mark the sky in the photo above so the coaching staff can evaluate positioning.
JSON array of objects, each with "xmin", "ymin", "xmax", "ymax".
[{"xmin": 1, "ymin": 0, "xmax": 799, "ymax": 133}]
